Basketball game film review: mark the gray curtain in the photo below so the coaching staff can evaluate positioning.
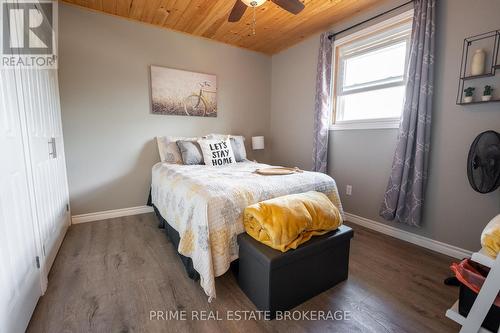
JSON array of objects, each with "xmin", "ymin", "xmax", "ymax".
[
  {"xmin": 312, "ymin": 32, "xmax": 334, "ymax": 173},
  {"xmin": 380, "ymin": 0, "xmax": 435, "ymax": 227}
]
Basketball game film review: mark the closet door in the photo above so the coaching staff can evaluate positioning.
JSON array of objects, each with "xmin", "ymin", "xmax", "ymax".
[
  {"xmin": 0, "ymin": 70, "xmax": 43, "ymax": 333},
  {"xmin": 19, "ymin": 68, "xmax": 70, "ymax": 282}
]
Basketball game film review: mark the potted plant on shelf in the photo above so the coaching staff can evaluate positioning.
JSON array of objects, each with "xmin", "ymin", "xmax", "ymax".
[
  {"xmin": 463, "ymin": 87, "xmax": 475, "ymax": 103},
  {"xmin": 482, "ymin": 85, "xmax": 493, "ymax": 101}
]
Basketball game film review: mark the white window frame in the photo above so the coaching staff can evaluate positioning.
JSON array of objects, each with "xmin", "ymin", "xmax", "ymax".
[{"xmin": 330, "ymin": 10, "xmax": 414, "ymax": 131}]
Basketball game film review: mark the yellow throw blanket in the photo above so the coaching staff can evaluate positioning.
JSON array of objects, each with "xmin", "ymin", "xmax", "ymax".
[{"xmin": 243, "ymin": 191, "xmax": 343, "ymax": 252}]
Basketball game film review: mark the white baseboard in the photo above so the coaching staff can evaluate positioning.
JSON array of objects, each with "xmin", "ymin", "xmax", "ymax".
[
  {"xmin": 71, "ymin": 206, "xmax": 472, "ymax": 259},
  {"xmin": 345, "ymin": 212, "xmax": 472, "ymax": 259},
  {"xmin": 71, "ymin": 205, "xmax": 154, "ymax": 224}
]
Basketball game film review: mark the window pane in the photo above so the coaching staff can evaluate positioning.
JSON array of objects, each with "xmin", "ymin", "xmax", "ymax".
[
  {"xmin": 338, "ymin": 86, "xmax": 405, "ymax": 121},
  {"xmin": 343, "ymin": 41, "xmax": 407, "ymax": 88}
]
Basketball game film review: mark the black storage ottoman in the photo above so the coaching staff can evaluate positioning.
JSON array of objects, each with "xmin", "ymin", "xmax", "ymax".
[{"xmin": 237, "ymin": 225, "xmax": 354, "ymax": 317}]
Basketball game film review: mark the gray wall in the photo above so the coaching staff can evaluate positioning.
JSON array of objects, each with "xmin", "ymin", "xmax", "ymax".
[
  {"xmin": 60, "ymin": 1, "xmax": 500, "ymax": 251},
  {"xmin": 270, "ymin": 0, "xmax": 500, "ymax": 251},
  {"xmin": 59, "ymin": 4, "xmax": 271, "ymax": 215}
]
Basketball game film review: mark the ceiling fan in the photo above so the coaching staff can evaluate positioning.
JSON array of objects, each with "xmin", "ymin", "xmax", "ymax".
[{"xmin": 228, "ymin": 0, "xmax": 305, "ymax": 23}]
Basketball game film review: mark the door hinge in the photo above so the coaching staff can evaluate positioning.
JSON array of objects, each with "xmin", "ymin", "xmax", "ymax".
[
  {"xmin": 42, "ymin": 244, "xmax": 46, "ymax": 256},
  {"xmin": 66, "ymin": 203, "xmax": 69, "ymax": 212},
  {"xmin": 36, "ymin": 256, "xmax": 40, "ymax": 269}
]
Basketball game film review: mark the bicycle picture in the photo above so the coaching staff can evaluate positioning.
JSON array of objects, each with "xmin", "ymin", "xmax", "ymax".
[
  {"xmin": 150, "ymin": 65, "xmax": 217, "ymax": 117},
  {"xmin": 183, "ymin": 81, "xmax": 217, "ymax": 117}
]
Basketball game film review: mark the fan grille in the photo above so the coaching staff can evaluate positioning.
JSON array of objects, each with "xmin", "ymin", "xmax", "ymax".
[{"xmin": 467, "ymin": 130, "xmax": 500, "ymax": 193}]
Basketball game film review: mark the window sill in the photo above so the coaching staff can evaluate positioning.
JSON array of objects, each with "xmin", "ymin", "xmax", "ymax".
[{"xmin": 330, "ymin": 119, "xmax": 400, "ymax": 131}]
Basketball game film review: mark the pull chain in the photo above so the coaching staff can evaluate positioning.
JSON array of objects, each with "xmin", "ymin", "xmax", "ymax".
[{"xmin": 252, "ymin": 6, "xmax": 256, "ymax": 35}]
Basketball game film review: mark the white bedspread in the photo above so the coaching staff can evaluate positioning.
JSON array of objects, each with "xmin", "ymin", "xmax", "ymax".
[{"xmin": 151, "ymin": 161, "xmax": 343, "ymax": 300}]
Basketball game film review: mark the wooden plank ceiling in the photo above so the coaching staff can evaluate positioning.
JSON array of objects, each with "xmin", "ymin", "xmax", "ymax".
[{"xmin": 61, "ymin": 0, "xmax": 385, "ymax": 55}]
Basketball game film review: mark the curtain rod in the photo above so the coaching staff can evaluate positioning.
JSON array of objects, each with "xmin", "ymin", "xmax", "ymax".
[{"xmin": 328, "ymin": 0, "xmax": 414, "ymax": 40}]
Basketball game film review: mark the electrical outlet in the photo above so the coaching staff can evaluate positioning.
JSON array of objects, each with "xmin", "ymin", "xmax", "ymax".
[{"xmin": 346, "ymin": 185, "xmax": 352, "ymax": 196}]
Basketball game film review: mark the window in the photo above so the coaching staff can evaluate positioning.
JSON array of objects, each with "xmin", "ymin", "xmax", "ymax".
[{"xmin": 332, "ymin": 11, "xmax": 413, "ymax": 130}]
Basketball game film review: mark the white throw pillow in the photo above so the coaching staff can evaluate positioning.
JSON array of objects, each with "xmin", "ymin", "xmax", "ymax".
[
  {"xmin": 205, "ymin": 133, "xmax": 247, "ymax": 162},
  {"xmin": 157, "ymin": 136, "xmax": 197, "ymax": 163},
  {"xmin": 198, "ymin": 137, "xmax": 237, "ymax": 167}
]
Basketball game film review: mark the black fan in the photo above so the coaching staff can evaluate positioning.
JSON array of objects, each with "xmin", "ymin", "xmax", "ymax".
[
  {"xmin": 228, "ymin": 0, "xmax": 305, "ymax": 22},
  {"xmin": 467, "ymin": 130, "xmax": 500, "ymax": 193}
]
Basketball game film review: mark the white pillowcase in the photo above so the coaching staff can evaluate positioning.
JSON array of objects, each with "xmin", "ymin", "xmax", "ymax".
[
  {"xmin": 205, "ymin": 133, "xmax": 228, "ymax": 140},
  {"xmin": 157, "ymin": 136, "xmax": 197, "ymax": 163},
  {"xmin": 198, "ymin": 137, "xmax": 237, "ymax": 167}
]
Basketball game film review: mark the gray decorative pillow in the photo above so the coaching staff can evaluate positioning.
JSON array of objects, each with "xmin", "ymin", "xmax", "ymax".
[
  {"xmin": 176, "ymin": 140, "xmax": 204, "ymax": 165},
  {"xmin": 230, "ymin": 136, "xmax": 247, "ymax": 162}
]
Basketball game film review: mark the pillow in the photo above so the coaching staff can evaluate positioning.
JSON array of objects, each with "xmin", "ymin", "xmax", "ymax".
[
  {"xmin": 156, "ymin": 136, "xmax": 197, "ymax": 163},
  {"xmin": 176, "ymin": 140, "xmax": 204, "ymax": 165},
  {"xmin": 205, "ymin": 133, "xmax": 247, "ymax": 162},
  {"xmin": 198, "ymin": 137, "xmax": 237, "ymax": 167},
  {"xmin": 205, "ymin": 133, "xmax": 227, "ymax": 140},
  {"xmin": 230, "ymin": 136, "xmax": 247, "ymax": 162}
]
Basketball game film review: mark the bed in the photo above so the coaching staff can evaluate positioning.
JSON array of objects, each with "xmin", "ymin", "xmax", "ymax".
[{"xmin": 151, "ymin": 160, "xmax": 344, "ymax": 301}]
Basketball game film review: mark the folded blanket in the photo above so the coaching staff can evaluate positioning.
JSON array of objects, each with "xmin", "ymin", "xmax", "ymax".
[
  {"xmin": 243, "ymin": 191, "xmax": 343, "ymax": 252},
  {"xmin": 481, "ymin": 214, "xmax": 500, "ymax": 258}
]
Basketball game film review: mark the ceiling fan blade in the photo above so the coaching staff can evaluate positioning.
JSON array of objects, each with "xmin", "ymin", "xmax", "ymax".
[
  {"xmin": 228, "ymin": 0, "xmax": 247, "ymax": 22},
  {"xmin": 271, "ymin": 0, "xmax": 305, "ymax": 14}
]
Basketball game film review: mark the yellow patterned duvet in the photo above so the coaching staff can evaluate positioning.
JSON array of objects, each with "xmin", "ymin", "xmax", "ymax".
[
  {"xmin": 244, "ymin": 191, "xmax": 343, "ymax": 252},
  {"xmin": 151, "ymin": 161, "xmax": 343, "ymax": 301}
]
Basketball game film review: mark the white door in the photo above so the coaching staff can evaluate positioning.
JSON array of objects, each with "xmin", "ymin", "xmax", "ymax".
[
  {"xmin": 0, "ymin": 70, "xmax": 43, "ymax": 333},
  {"xmin": 19, "ymin": 68, "xmax": 70, "ymax": 285}
]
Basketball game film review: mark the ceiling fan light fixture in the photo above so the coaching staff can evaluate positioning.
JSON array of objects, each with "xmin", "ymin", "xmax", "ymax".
[{"xmin": 241, "ymin": 0, "xmax": 267, "ymax": 7}]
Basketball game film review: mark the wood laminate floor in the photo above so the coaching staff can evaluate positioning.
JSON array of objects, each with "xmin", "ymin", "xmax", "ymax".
[{"xmin": 27, "ymin": 213, "xmax": 460, "ymax": 333}]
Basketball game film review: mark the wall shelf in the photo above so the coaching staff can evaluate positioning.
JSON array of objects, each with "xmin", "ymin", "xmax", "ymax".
[
  {"xmin": 456, "ymin": 29, "xmax": 500, "ymax": 105},
  {"xmin": 458, "ymin": 99, "xmax": 500, "ymax": 105},
  {"xmin": 460, "ymin": 73, "xmax": 496, "ymax": 80}
]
